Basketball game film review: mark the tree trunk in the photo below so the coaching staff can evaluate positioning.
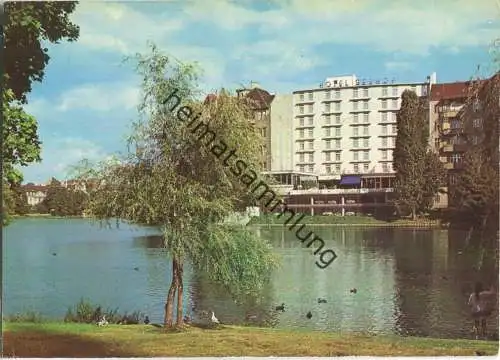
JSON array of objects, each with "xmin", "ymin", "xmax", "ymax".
[
  {"xmin": 176, "ymin": 260, "xmax": 184, "ymax": 326},
  {"xmin": 411, "ymin": 206, "xmax": 417, "ymax": 221},
  {"xmin": 164, "ymin": 257, "xmax": 178, "ymax": 328}
]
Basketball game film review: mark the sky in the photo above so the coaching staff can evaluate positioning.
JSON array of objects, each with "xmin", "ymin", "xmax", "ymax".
[{"xmin": 21, "ymin": 0, "xmax": 500, "ymax": 183}]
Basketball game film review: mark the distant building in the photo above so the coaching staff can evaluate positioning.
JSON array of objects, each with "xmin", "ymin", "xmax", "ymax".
[{"xmin": 23, "ymin": 183, "xmax": 48, "ymax": 206}]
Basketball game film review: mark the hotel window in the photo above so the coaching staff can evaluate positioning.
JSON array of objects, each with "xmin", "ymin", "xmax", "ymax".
[
  {"xmin": 325, "ymin": 152, "xmax": 331, "ymax": 161},
  {"xmin": 382, "ymin": 163, "xmax": 388, "ymax": 172},
  {"xmin": 335, "ymin": 139, "xmax": 341, "ymax": 148},
  {"xmin": 353, "ymin": 139, "xmax": 359, "ymax": 148},
  {"xmin": 472, "ymin": 135, "xmax": 480, "ymax": 145},
  {"xmin": 353, "ymin": 151, "xmax": 359, "ymax": 161},
  {"xmin": 335, "ymin": 90, "xmax": 341, "ymax": 99},
  {"xmin": 473, "ymin": 118, "xmax": 482, "ymax": 128},
  {"xmin": 473, "ymin": 100, "xmax": 481, "ymax": 112},
  {"xmin": 325, "ymin": 128, "xmax": 331, "ymax": 137},
  {"xmin": 308, "ymin": 128, "xmax": 313, "ymax": 138},
  {"xmin": 382, "ymin": 112, "xmax": 388, "ymax": 122},
  {"xmin": 262, "ymin": 128, "xmax": 267, "ymax": 137},
  {"xmin": 308, "ymin": 92, "xmax": 314, "ymax": 101},
  {"xmin": 308, "ymin": 140, "xmax": 314, "ymax": 149},
  {"xmin": 451, "ymin": 153, "xmax": 462, "ymax": 163},
  {"xmin": 299, "ymin": 153, "xmax": 305, "ymax": 162},
  {"xmin": 353, "ymin": 89, "xmax": 358, "ymax": 98},
  {"xmin": 308, "ymin": 104, "xmax": 313, "ymax": 112},
  {"xmin": 298, "ymin": 165, "xmax": 305, "ymax": 172},
  {"xmin": 299, "ymin": 93, "xmax": 304, "ymax": 101},
  {"xmin": 381, "ymin": 138, "xmax": 387, "ymax": 147},
  {"xmin": 336, "ymin": 152, "xmax": 341, "ymax": 161},
  {"xmin": 308, "ymin": 116, "xmax": 314, "ymax": 125},
  {"xmin": 353, "ymin": 127, "xmax": 359, "ymax": 136},
  {"xmin": 299, "ymin": 118, "xmax": 305, "ymax": 126},
  {"xmin": 382, "ymin": 100, "xmax": 387, "ymax": 109},
  {"xmin": 363, "ymin": 125, "xmax": 369, "ymax": 135},
  {"xmin": 308, "ymin": 165, "xmax": 314, "ymax": 173},
  {"xmin": 392, "ymin": 99, "xmax": 398, "ymax": 108},
  {"xmin": 382, "ymin": 150, "xmax": 388, "ymax": 160},
  {"xmin": 363, "ymin": 138, "xmax": 369, "ymax": 147},
  {"xmin": 299, "ymin": 129, "xmax": 304, "ymax": 138},
  {"xmin": 299, "ymin": 141, "xmax": 305, "ymax": 150},
  {"xmin": 335, "ymin": 164, "xmax": 341, "ymax": 172},
  {"xmin": 335, "ymin": 127, "xmax": 341, "ymax": 136},
  {"xmin": 451, "ymin": 119, "xmax": 460, "ymax": 129},
  {"xmin": 325, "ymin": 140, "xmax": 331, "ymax": 149},
  {"xmin": 353, "ymin": 113, "xmax": 359, "ymax": 123},
  {"xmin": 299, "ymin": 105, "xmax": 304, "ymax": 114},
  {"xmin": 363, "ymin": 113, "xmax": 369, "ymax": 123},
  {"xmin": 325, "ymin": 90, "xmax": 331, "ymax": 99},
  {"xmin": 363, "ymin": 88, "xmax": 369, "ymax": 97},
  {"xmin": 382, "ymin": 124, "xmax": 387, "ymax": 134},
  {"xmin": 325, "ymin": 103, "xmax": 331, "ymax": 112},
  {"xmin": 363, "ymin": 163, "xmax": 369, "ymax": 172},
  {"xmin": 353, "ymin": 102, "xmax": 359, "ymax": 111},
  {"xmin": 392, "ymin": 112, "xmax": 398, "ymax": 121},
  {"xmin": 392, "ymin": 124, "xmax": 397, "ymax": 134},
  {"xmin": 353, "ymin": 164, "xmax": 359, "ymax": 173},
  {"xmin": 363, "ymin": 150, "xmax": 369, "ymax": 160},
  {"xmin": 335, "ymin": 114, "xmax": 341, "ymax": 124},
  {"xmin": 410, "ymin": 86, "xmax": 417, "ymax": 93},
  {"xmin": 325, "ymin": 164, "xmax": 331, "ymax": 173},
  {"xmin": 363, "ymin": 101, "xmax": 369, "ymax": 110},
  {"xmin": 324, "ymin": 115, "xmax": 331, "ymax": 124},
  {"xmin": 308, "ymin": 153, "xmax": 314, "ymax": 162},
  {"xmin": 382, "ymin": 87, "xmax": 388, "ymax": 96},
  {"xmin": 335, "ymin": 102, "xmax": 341, "ymax": 111},
  {"xmin": 392, "ymin": 87, "xmax": 398, "ymax": 96}
]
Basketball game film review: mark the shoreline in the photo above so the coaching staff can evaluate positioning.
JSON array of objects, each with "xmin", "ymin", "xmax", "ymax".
[
  {"xmin": 249, "ymin": 222, "xmax": 443, "ymax": 228},
  {"xmin": 3, "ymin": 322, "xmax": 497, "ymax": 357}
]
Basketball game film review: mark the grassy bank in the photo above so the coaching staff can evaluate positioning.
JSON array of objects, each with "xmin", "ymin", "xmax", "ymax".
[
  {"xmin": 248, "ymin": 214, "xmax": 442, "ymax": 228},
  {"xmin": 12, "ymin": 213, "xmax": 84, "ymax": 219},
  {"xmin": 3, "ymin": 322, "xmax": 497, "ymax": 357}
]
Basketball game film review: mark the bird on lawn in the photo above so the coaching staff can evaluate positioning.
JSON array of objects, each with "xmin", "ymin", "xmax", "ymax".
[
  {"xmin": 318, "ymin": 298, "xmax": 327, "ymax": 304},
  {"xmin": 52, "ymin": 252, "xmax": 57, "ymax": 256},
  {"xmin": 144, "ymin": 316, "xmax": 150, "ymax": 325},
  {"xmin": 350, "ymin": 288, "xmax": 357, "ymax": 294},
  {"xmin": 97, "ymin": 315, "xmax": 108, "ymax": 326},
  {"xmin": 134, "ymin": 267, "xmax": 139, "ymax": 271},
  {"xmin": 306, "ymin": 311, "xmax": 312, "ymax": 319},
  {"xmin": 211, "ymin": 311, "xmax": 220, "ymax": 324},
  {"xmin": 275, "ymin": 303, "xmax": 285, "ymax": 312}
]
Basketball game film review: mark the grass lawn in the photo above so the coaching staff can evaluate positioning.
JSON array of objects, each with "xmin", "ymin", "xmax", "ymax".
[{"xmin": 3, "ymin": 322, "xmax": 497, "ymax": 357}]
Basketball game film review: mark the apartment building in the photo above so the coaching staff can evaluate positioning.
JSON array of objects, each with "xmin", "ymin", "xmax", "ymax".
[
  {"xmin": 236, "ymin": 82, "xmax": 275, "ymax": 170},
  {"xmin": 289, "ymin": 73, "xmax": 435, "ymax": 178}
]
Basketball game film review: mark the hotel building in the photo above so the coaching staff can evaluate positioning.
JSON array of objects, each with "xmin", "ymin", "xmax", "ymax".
[{"xmin": 264, "ymin": 73, "xmax": 439, "ymax": 215}]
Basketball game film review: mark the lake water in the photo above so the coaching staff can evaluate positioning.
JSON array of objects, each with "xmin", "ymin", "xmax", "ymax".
[{"xmin": 3, "ymin": 217, "xmax": 498, "ymax": 340}]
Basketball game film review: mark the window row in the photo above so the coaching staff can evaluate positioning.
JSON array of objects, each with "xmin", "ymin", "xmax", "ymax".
[
  {"xmin": 297, "ymin": 99, "xmax": 399, "ymax": 114},
  {"xmin": 297, "ymin": 162, "xmax": 395, "ymax": 174},
  {"xmin": 297, "ymin": 85, "xmax": 420, "ymax": 102},
  {"xmin": 299, "ymin": 113, "xmax": 398, "ymax": 126}
]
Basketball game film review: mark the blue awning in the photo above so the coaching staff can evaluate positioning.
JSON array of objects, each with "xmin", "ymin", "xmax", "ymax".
[{"xmin": 339, "ymin": 175, "xmax": 361, "ymax": 186}]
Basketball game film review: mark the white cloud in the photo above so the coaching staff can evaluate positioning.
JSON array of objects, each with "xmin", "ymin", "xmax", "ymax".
[
  {"xmin": 72, "ymin": 1, "xmax": 184, "ymax": 54},
  {"xmin": 22, "ymin": 137, "xmax": 108, "ymax": 183},
  {"xmin": 384, "ymin": 61, "xmax": 414, "ymax": 71},
  {"xmin": 55, "ymin": 82, "xmax": 140, "ymax": 112}
]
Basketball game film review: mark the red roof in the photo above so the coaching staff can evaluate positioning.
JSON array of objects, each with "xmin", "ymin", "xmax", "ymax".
[
  {"xmin": 430, "ymin": 82, "xmax": 470, "ymax": 101},
  {"xmin": 204, "ymin": 94, "xmax": 218, "ymax": 104}
]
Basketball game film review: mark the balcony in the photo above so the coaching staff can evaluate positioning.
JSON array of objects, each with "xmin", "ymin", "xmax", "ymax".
[
  {"xmin": 272, "ymin": 187, "xmax": 394, "ymax": 196},
  {"xmin": 441, "ymin": 144, "xmax": 453, "ymax": 152}
]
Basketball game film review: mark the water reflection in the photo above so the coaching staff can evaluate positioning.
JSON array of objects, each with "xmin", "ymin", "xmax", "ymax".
[{"xmin": 3, "ymin": 219, "xmax": 497, "ymax": 340}]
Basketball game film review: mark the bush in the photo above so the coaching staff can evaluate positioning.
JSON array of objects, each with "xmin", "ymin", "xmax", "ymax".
[
  {"xmin": 63, "ymin": 298, "xmax": 144, "ymax": 324},
  {"xmin": 4, "ymin": 311, "xmax": 44, "ymax": 323}
]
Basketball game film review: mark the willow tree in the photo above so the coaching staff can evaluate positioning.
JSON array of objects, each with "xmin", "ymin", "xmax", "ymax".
[{"xmin": 75, "ymin": 44, "xmax": 278, "ymax": 327}]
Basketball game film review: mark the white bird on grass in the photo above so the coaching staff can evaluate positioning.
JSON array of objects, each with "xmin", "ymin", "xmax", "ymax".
[
  {"xmin": 210, "ymin": 311, "xmax": 220, "ymax": 324},
  {"xmin": 97, "ymin": 315, "xmax": 108, "ymax": 326}
]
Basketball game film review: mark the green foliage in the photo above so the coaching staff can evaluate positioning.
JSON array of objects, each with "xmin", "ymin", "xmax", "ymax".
[
  {"xmin": 38, "ymin": 178, "xmax": 89, "ymax": 216},
  {"xmin": 4, "ymin": 1, "xmax": 80, "ymax": 102},
  {"xmin": 73, "ymin": 44, "xmax": 278, "ymax": 322},
  {"xmin": 393, "ymin": 90, "xmax": 444, "ymax": 218},
  {"xmin": 63, "ymin": 298, "xmax": 144, "ymax": 324},
  {"xmin": 191, "ymin": 225, "xmax": 278, "ymax": 303},
  {"xmin": 4, "ymin": 311, "xmax": 45, "ymax": 323}
]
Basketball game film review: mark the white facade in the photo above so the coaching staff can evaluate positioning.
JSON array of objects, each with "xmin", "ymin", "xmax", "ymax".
[
  {"xmin": 280, "ymin": 73, "xmax": 436, "ymax": 177},
  {"xmin": 269, "ymin": 94, "xmax": 294, "ymax": 171}
]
